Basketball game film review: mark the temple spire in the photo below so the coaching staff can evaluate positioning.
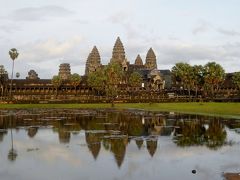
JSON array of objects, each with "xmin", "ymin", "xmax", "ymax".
[
  {"xmin": 85, "ymin": 46, "xmax": 102, "ymax": 75},
  {"xmin": 134, "ymin": 54, "xmax": 143, "ymax": 65},
  {"xmin": 110, "ymin": 37, "xmax": 126, "ymax": 64},
  {"xmin": 91, "ymin": 46, "xmax": 101, "ymax": 65},
  {"xmin": 145, "ymin": 48, "xmax": 157, "ymax": 69}
]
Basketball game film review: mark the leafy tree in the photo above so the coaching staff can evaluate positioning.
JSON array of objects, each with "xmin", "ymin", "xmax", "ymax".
[
  {"xmin": 105, "ymin": 62, "xmax": 123, "ymax": 106},
  {"xmin": 171, "ymin": 62, "xmax": 193, "ymax": 96},
  {"xmin": 51, "ymin": 75, "xmax": 62, "ymax": 97},
  {"xmin": 16, "ymin": 72, "xmax": 20, "ymax": 78},
  {"xmin": 9, "ymin": 48, "xmax": 19, "ymax": 99},
  {"xmin": 233, "ymin": 72, "xmax": 240, "ymax": 92},
  {"xmin": 70, "ymin": 73, "xmax": 81, "ymax": 95},
  {"xmin": 87, "ymin": 63, "xmax": 123, "ymax": 105},
  {"xmin": 9, "ymin": 48, "xmax": 19, "ymax": 61},
  {"xmin": 129, "ymin": 72, "xmax": 142, "ymax": 87},
  {"xmin": 203, "ymin": 62, "xmax": 225, "ymax": 97},
  {"xmin": 87, "ymin": 69, "xmax": 106, "ymax": 95},
  {"xmin": 0, "ymin": 65, "xmax": 8, "ymax": 97}
]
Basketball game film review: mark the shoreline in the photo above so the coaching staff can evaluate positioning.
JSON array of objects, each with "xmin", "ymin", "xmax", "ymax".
[{"xmin": 0, "ymin": 102, "xmax": 239, "ymax": 119}]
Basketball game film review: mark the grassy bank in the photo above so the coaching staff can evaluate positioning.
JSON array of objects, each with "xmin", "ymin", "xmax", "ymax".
[
  {"xmin": 117, "ymin": 103, "xmax": 240, "ymax": 118},
  {"xmin": 0, "ymin": 102, "xmax": 240, "ymax": 118}
]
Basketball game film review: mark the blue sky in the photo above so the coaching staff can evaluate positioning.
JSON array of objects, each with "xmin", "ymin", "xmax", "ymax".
[{"xmin": 0, "ymin": 0, "xmax": 239, "ymax": 78}]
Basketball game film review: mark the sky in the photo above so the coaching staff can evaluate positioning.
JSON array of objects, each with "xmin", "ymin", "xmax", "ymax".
[{"xmin": 0, "ymin": 0, "xmax": 240, "ymax": 79}]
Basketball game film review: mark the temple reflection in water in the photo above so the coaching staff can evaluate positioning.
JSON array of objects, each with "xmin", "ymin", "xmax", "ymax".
[{"xmin": 0, "ymin": 109, "xmax": 238, "ymax": 167}]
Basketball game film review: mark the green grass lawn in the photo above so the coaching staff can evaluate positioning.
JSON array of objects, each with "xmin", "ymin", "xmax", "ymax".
[
  {"xmin": 0, "ymin": 102, "xmax": 239, "ymax": 118},
  {"xmin": 117, "ymin": 103, "xmax": 240, "ymax": 118}
]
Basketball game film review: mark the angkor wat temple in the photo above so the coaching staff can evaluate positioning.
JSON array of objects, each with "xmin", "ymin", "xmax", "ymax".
[
  {"xmin": 0, "ymin": 37, "xmax": 238, "ymax": 103},
  {"xmin": 85, "ymin": 37, "xmax": 171, "ymax": 90}
]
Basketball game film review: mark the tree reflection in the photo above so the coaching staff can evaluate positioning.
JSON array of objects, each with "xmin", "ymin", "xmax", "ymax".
[
  {"xmin": 127, "ymin": 117, "xmax": 144, "ymax": 136},
  {"xmin": 205, "ymin": 119, "xmax": 226, "ymax": 150},
  {"xmin": 173, "ymin": 116, "xmax": 227, "ymax": 149},
  {"xmin": 174, "ymin": 119, "xmax": 206, "ymax": 146},
  {"xmin": 8, "ymin": 112, "xmax": 17, "ymax": 162},
  {"xmin": 0, "ymin": 113, "xmax": 8, "ymax": 142},
  {"xmin": 8, "ymin": 148, "xmax": 17, "ymax": 161}
]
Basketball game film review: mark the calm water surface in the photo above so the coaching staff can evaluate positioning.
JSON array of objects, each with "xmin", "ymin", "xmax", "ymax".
[{"xmin": 0, "ymin": 109, "xmax": 240, "ymax": 180}]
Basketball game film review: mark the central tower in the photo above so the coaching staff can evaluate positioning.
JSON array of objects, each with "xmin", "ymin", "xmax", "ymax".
[
  {"xmin": 85, "ymin": 46, "xmax": 102, "ymax": 75},
  {"xmin": 110, "ymin": 37, "xmax": 126, "ymax": 64}
]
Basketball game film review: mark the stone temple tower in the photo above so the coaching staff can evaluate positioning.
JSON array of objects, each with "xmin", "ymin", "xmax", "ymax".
[
  {"xmin": 85, "ymin": 46, "xmax": 102, "ymax": 75},
  {"xmin": 145, "ymin": 48, "xmax": 157, "ymax": 69},
  {"xmin": 110, "ymin": 37, "xmax": 126, "ymax": 64},
  {"xmin": 134, "ymin": 54, "xmax": 143, "ymax": 66},
  {"xmin": 59, "ymin": 63, "xmax": 71, "ymax": 80}
]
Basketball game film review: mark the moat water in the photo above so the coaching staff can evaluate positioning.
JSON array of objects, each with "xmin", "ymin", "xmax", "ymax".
[{"xmin": 0, "ymin": 109, "xmax": 240, "ymax": 180}]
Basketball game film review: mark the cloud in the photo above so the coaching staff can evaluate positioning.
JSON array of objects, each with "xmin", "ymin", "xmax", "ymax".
[
  {"xmin": 192, "ymin": 20, "xmax": 240, "ymax": 38},
  {"xmin": 108, "ymin": 11, "xmax": 130, "ymax": 24},
  {"xmin": 9, "ymin": 36, "xmax": 87, "ymax": 78},
  {"xmin": 20, "ymin": 36, "xmax": 83, "ymax": 62},
  {"xmin": 8, "ymin": 5, "xmax": 73, "ymax": 21},
  {"xmin": 192, "ymin": 21, "xmax": 211, "ymax": 35},
  {"xmin": 153, "ymin": 40, "xmax": 240, "ymax": 72},
  {"xmin": 108, "ymin": 12, "xmax": 139, "ymax": 39},
  {"xmin": 217, "ymin": 28, "xmax": 240, "ymax": 36},
  {"xmin": 2, "ymin": 35, "xmax": 239, "ymax": 80},
  {"xmin": 159, "ymin": 43, "xmax": 215, "ymax": 63},
  {"xmin": 14, "ymin": 140, "xmax": 81, "ymax": 165},
  {"xmin": 0, "ymin": 24, "xmax": 21, "ymax": 33},
  {"xmin": 74, "ymin": 19, "xmax": 89, "ymax": 24},
  {"xmin": 107, "ymin": 12, "xmax": 153, "ymax": 43}
]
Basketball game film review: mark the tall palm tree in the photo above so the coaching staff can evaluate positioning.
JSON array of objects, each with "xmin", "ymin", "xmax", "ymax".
[
  {"xmin": 9, "ymin": 48, "xmax": 19, "ymax": 100},
  {"xmin": 203, "ymin": 62, "xmax": 225, "ymax": 97},
  {"xmin": 192, "ymin": 65, "xmax": 204, "ymax": 97},
  {"xmin": 172, "ymin": 62, "xmax": 193, "ymax": 96}
]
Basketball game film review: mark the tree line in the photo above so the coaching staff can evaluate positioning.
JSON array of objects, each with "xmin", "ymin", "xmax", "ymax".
[
  {"xmin": 1, "ymin": 60, "xmax": 240, "ymax": 101},
  {"xmin": 171, "ymin": 61, "xmax": 240, "ymax": 98},
  {"xmin": 51, "ymin": 73, "xmax": 82, "ymax": 97}
]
